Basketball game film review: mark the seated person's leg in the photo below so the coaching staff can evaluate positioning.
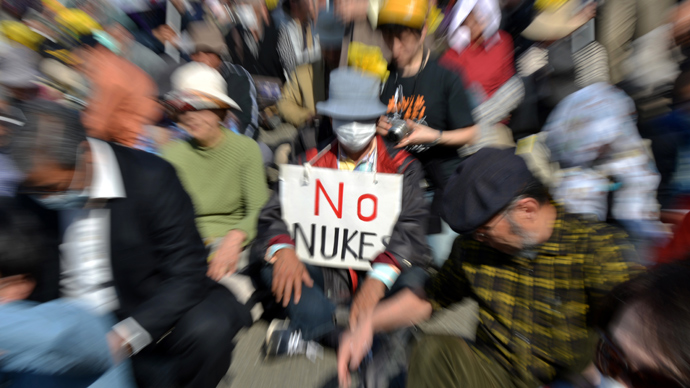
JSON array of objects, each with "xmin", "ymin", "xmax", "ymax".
[
  {"xmin": 407, "ymin": 335, "xmax": 519, "ymax": 388},
  {"xmin": 260, "ymin": 264, "xmax": 337, "ymax": 342},
  {"xmin": 132, "ymin": 284, "xmax": 251, "ymax": 388}
]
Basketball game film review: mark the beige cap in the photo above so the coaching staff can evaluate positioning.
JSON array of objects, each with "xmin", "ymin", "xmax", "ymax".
[{"xmin": 521, "ymin": 0, "xmax": 588, "ymax": 42}]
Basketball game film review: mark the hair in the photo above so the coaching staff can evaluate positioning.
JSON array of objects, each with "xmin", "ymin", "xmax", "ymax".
[
  {"xmin": 508, "ymin": 177, "xmax": 552, "ymax": 208},
  {"xmin": 377, "ymin": 24, "xmax": 423, "ymax": 37},
  {"xmin": 501, "ymin": 178, "xmax": 551, "ymax": 249},
  {"xmin": 0, "ymin": 199, "xmax": 45, "ymax": 279},
  {"xmin": 596, "ymin": 262, "xmax": 690, "ymax": 385},
  {"xmin": 9, "ymin": 100, "xmax": 87, "ymax": 174}
]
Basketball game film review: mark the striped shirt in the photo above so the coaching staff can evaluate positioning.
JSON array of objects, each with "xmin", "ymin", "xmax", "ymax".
[{"xmin": 425, "ymin": 204, "xmax": 642, "ymax": 386}]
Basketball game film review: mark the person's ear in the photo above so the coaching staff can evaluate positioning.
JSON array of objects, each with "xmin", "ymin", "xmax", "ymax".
[
  {"xmin": 515, "ymin": 198, "xmax": 539, "ymax": 222},
  {"xmin": 0, "ymin": 275, "xmax": 35, "ymax": 303},
  {"xmin": 421, "ymin": 24, "xmax": 428, "ymax": 42}
]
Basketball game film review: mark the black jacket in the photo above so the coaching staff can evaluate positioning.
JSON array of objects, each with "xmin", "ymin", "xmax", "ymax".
[
  {"xmin": 24, "ymin": 144, "xmax": 218, "ymax": 342},
  {"xmin": 226, "ymin": 18, "xmax": 286, "ymax": 83}
]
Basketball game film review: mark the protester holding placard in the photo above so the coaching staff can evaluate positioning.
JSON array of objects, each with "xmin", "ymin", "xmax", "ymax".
[{"xmin": 254, "ymin": 68, "xmax": 430, "ymax": 357}]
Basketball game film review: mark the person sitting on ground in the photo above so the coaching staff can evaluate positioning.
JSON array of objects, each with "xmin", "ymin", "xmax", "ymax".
[
  {"xmin": 162, "ymin": 62, "xmax": 270, "ymax": 282},
  {"xmin": 337, "ymin": 147, "xmax": 644, "ymax": 388},
  {"xmin": 0, "ymin": 199, "xmax": 136, "ymax": 387},
  {"xmin": 543, "ymin": 82, "xmax": 666, "ymax": 263},
  {"xmin": 227, "ymin": 0, "xmax": 287, "ymax": 82},
  {"xmin": 277, "ymin": 0, "xmax": 319, "ymax": 76},
  {"xmin": 11, "ymin": 100, "xmax": 251, "ymax": 388},
  {"xmin": 439, "ymin": 0, "xmax": 524, "ymax": 150},
  {"xmin": 186, "ymin": 21, "xmax": 260, "ymax": 139},
  {"xmin": 277, "ymin": 9, "xmax": 344, "ymax": 130},
  {"xmin": 72, "ymin": 27, "xmax": 161, "ymax": 148},
  {"xmin": 595, "ymin": 261, "xmax": 690, "ymax": 388},
  {"xmin": 374, "ymin": 0, "xmax": 478, "ymax": 267},
  {"xmin": 255, "ymin": 68, "xmax": 430, "ymax": 354}
]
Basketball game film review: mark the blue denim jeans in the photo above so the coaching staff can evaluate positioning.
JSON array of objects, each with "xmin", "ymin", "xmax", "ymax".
[
  {"xmin": 424, "ymin": 192, "xmax": 459, "ymax": 267},
  {"xmin": 260, "ymin": 264, "xmax": 428, "ymax": 341}
]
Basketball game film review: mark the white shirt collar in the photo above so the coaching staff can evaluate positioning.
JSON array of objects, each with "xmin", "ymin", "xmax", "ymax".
[{"xmin": 86, "ymin": 138, "xmax": 126, "ymax": 199}]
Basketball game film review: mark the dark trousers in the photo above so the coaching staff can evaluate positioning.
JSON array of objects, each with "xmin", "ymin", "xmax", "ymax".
[
  {"xmin": 131, "ymin": 284, "xmax": 252, "ymax": 388},
  {"xmin": 260, "ymin": 264, "xmax": 428, "ymax": 342}
]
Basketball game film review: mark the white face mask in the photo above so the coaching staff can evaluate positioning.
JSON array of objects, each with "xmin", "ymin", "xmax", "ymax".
[
  {"xmin": 236, "ymin": 5, "xmax": 259, "ymax": 31},
  {"xmin": 333, "ymin": 120, "xmax": 377, "ymax": 153}
]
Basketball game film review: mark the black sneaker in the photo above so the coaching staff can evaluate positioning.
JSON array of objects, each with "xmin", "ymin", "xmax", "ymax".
[{"xmin": 265, "ymin": 319, "xmax": 324, "ymax": 361}]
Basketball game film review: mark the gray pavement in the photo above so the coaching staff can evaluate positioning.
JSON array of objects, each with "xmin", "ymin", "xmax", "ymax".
[{"xmin": 219, "ymin": 299, "xmax": 479, "ymax": 388}]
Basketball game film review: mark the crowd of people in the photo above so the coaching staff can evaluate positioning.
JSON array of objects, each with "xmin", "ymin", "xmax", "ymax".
[{"xmin": 2, "ymin": 0, "xmax": 690, "ymax": 387}]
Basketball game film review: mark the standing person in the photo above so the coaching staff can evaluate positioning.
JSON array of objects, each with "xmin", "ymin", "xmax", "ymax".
[
  {"xmin": 75, "ymin": 31, "xmax": 161, "ymax": 148},
  {"xmin": 10, "ymin": 101, "xmax": 252, "ymax": 388},
  {"xmin": 337, "ymin": 147, "xmax": 644, "ymax": 388},
  {"xmin": 277, "ymin": 0, "xmax": 319, "ymax": 76},
  {"xmin": 161, "ymin": 62, "xmax": 269, "ymax": 282},
  {"xmin": 375, "ymin": 0, "xmax": 477, "ymax": 266}
]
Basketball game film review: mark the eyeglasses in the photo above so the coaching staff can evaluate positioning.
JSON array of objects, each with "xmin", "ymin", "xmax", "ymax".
[
  {"xmin": 595, "ymin": 332, "xmax": 687, "ymax": 388},
  {"xmin": 474, "ymin": 210, "xmax": 508, "ymax": 241}
]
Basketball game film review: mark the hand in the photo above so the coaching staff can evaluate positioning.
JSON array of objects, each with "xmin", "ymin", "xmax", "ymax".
[
  {"xmin": 272, "ymin": 248, "xmax": 314, "ymax": 307},
  {"xmin": 349, "ymin": 277, "xmax": 386, "ymax": 329},
  {"xmin": 170, "ymin": 0, "xmax": 187, "ymax": 14},
  {"xmin": 207, "ymin": 230, "xmax": 246, "ymax": 281},
  {"xmin": 106, "ymin": 331, "xmax": 131, "ymax": 364},
  {"xmin": 395, "ymin": 120, "xmax": 441, "ymax": 149},
  {"xmin": 573, "ymin": 3, "xmax": 597, "ymax": 27},
  {"xmin": 337, "ymin": 315, "xmax": 374, "ymax": 388},
  {"xmin": 152, "ymin": 25, "xmax": 179, "ymax": 47},
  {"xmin": 376, "ymin": 116, "xmax": 392, "ymax": 137},
  {"xmin": 335, "ymin": 0, "xmax": 369, "ymax": 22}
]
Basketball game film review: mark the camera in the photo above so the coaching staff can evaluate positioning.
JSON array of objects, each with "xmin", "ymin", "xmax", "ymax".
[{"xmin": 387, "ymin": 118, "xmax": 412, "ymax": 143}]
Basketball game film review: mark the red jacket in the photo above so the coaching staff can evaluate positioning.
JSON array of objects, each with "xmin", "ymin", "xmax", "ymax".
[{"xmin": 257, "ymin": 135, "xmax": 431, "ymax": 271}]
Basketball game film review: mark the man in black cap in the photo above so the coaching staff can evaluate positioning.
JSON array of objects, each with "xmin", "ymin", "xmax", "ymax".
[{"xmin": 337, "ymin": 147, "xmax": 643, "ymax": 388}]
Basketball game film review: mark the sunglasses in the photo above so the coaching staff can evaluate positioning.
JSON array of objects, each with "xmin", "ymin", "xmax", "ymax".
[{"xmin": 595, "ymin": 332, "xmax": 687, "ymax": 388}]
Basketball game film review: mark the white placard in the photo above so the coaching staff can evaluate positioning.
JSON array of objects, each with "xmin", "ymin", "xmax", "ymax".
[
  {"xmin": 165, "ymin": 0, "xmax": 181, "ymax": 63},
  {"xmin": 280, "ymin": 165, "xmax": 403, "ymax": 270}
]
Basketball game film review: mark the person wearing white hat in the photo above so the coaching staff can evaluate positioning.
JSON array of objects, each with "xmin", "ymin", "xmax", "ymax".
[{"xmin": 161, "ymin": 62, "xmax": 270, "ymax": 284}]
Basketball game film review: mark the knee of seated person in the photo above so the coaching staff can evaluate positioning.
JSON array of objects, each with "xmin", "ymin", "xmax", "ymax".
[
  {"xmin": 412, "ymin": 335, "xmax": 464, "ymax": 362},
  {"xmin": 180, "ymin": 309, "xmax": 237, "ymax": 349}
]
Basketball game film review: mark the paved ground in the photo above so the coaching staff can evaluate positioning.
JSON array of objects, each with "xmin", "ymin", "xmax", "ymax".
[{"xmin": 219, "ymin": 300, "xmax": 479, "ymax": 388}]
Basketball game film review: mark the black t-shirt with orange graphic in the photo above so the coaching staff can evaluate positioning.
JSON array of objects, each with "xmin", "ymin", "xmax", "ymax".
[{"xmin": 381, "ymin": 59, "xmax": 475, "ymax": 192}]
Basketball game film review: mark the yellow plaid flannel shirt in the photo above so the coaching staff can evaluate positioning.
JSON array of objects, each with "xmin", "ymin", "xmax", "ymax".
[{"xmin": 425, "ymin": 204, "xmax": 643, "ymax": 386}]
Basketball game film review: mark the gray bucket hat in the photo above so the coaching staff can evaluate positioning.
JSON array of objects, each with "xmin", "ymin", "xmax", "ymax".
[{"xmin": 316, "ymin": 68, "xmax": 388, "ymax": 121}]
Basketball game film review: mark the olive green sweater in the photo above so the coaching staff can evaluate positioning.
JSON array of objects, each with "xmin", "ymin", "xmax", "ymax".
[{"xmin": 162, "ymin": 130, "xmax": 269, "ymax": 245}]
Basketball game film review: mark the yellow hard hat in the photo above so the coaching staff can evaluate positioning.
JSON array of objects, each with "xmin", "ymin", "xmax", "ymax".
[
  {"xmin": 377, "ymin": 0, "xmax": 429, "ymax": 29},
  {"xmin": 55, "ymin": 9, "xmax": 102, "ymax": 37},
  {"xmin": 1, "ymin": 21, "xmax": 44, "ymax": 51}
]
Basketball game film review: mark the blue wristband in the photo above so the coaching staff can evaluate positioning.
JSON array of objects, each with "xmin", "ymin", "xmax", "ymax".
[
  {"xmin": 367, "ymin": 264, "xmax": 400, "ymax": 289},
  {"xmin": 266, "ymin": 243, "xmax": 294, "ymax": 262}
]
